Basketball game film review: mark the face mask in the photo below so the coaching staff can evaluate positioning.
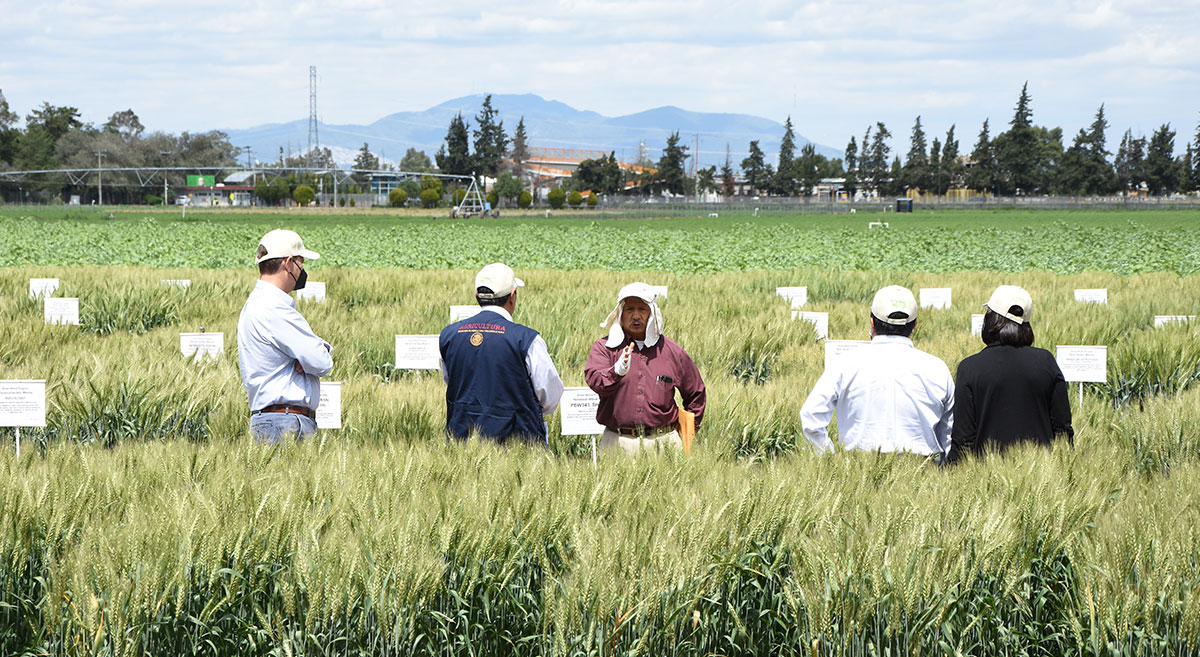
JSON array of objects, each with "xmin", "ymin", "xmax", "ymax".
[{"xmin": 288, "ymin": 259, "xmax": 308, "ymax": 291}]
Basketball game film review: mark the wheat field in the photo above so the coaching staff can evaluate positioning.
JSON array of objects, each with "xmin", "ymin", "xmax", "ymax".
[{"xmin": 1, "ymin": 264, "xmax": 1199, "ymax": 655}]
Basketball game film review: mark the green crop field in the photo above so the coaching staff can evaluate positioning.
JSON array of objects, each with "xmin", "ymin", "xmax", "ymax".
[{"xmin": 1, "ymin": 208, "xmax": 1199, "ymax": 655}]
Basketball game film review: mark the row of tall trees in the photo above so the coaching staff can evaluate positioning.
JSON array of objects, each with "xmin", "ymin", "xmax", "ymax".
[
  {"xmin": 434, "ymin": 94, "xmax": 530, "ymax": 179},
  {"xmin": 0, "ymin": 89, "xmax": 239, "ymax": 203},
  {"xmin": 738, "ymin": 117, "xmax": 844, "ymax": 196},
  {"xmin": 846, "ymin": 84, "xmax": 1200, "ymax": 198}
]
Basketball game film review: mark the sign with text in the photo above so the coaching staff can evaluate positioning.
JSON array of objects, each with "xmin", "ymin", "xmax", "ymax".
[
  {"xmin": 1056, "ymin": 345, "xmax": 1108, "ymax": 383},
  {"xmin": 919, "ymin": 288, "xmax": 952, "ymax": 310},
  {"xmin": 29, "ymin": 278, "xmax": 59, "ymax": 299},
  {"xmin": 776, "ymin": 286, "xmax": 808, "ymax": 308},
  {"xmin": 395, "ymin": 335, "xmax": 441, "ymax": 370},
  {"xmin": 316, "ymin": 381, "xmax": 342, "ymax": 430},
  {"xmin": 1074, "ymin": 289, "xmax": 1108, "ymax": 304},
  {"xmin": 180, "ymin": 332, "xmax": 224, "ymax": 360},
  {"xmin": 971, "ymin": 314, "xmax": 985, "ymax": 336},
  {"xmin": 560, "ymin": 386, "xmax": 605, "ymax": 436},
  {"xmin": 44, "ymin": 298, "xmax": 79, "ymax": 325},
  {"xmin": 1153, "ymin": 315, "xmax": 1195, "ymax": 327},
  {"xmin": 792, "ymin": 311, "xmax": 828, "ymax": 339},
  {"xmin": 0, "ymin": 380, "xmax": 46, "ymax": 428},
  {"xmin": 823, "ymin": 339, "xmax": 870, "ymax": 371},
  {"xmin": 160, "ymin": 279, "xmax": 191, "ymax": 289},
  {"xmin": 449, "ymin": 305, "xmax": 481, "ymax": 322},
  {"xmin": 648, "ymin": 285, "xmax": 669, "ymax": 301},
  {"xmin": 295, "ymin": 281, "xmax": 326, "ymax": 303}
]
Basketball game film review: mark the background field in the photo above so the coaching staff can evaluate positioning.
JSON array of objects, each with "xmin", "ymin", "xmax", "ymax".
[{"xmin": 1, "ymin": 208, "xmax": 1199, "ymax": 655}]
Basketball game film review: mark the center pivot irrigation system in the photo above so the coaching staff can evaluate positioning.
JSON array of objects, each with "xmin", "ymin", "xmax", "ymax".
[{"xmin": 0, "ymin": 165, "xmax": 495, "ymax": 216}]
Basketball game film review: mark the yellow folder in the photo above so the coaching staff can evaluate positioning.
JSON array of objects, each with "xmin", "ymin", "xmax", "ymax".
[{"xmin": 678, "ymin": 407, "xmax": 696, "ymax": 453}]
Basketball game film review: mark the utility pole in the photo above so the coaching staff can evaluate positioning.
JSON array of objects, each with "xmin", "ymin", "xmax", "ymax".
[
  {"xmin": 93, "ymin": 150, "xmax": 107, "ymax": 205},
  {"xmin": 307, "ymin": 66, "xmax": 319, "ymax": 170},
  {"xmin": 693, "ymin": 133, "xmax": 700, "ymax": 202},
  {"xmin": 160, "ymin": 151, "xmax": 173, "ymax": 206}
]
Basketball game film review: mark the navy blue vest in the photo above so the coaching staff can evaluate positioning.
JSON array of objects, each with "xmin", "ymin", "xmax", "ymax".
[{"xmin": 439, "ymin": 310, "xmax": 545, "ymax": 443}]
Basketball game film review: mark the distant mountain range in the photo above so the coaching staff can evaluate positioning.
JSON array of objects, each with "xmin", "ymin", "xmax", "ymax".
[{"xmin": 222, "ymin": 93, "xmax": 841, "ymax": 170}]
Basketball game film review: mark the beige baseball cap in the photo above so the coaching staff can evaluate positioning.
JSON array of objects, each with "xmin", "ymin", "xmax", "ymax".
[
  {"xmin": 985, "ymin": 285, "xmax": 1033, "ymax": 324},
  {"xmin": 871, "ymin": 285, "xmax": 919, "ymax": 325},
  {"xmin": 255, "ymin": 229, "xmax": 319, "ymax": 264},
  {"xmin": 475, "ymin": 263, "xmax": 525, "ymax": 299}
]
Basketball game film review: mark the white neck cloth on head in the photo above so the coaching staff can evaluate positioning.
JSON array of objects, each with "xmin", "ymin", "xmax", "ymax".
[{"xmin": 600, "ymin": 282, "xmax": 663, "ymax": 348}]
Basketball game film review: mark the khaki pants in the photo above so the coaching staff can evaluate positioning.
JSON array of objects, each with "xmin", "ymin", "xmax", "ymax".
[{"xmin": 599, "ymin": 427, "xmax": 683, "ymax": 455}]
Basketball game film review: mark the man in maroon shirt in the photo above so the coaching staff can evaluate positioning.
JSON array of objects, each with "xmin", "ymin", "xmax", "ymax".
[{"xmin": 584, "ymin": 282, "xmax": 706, "ymax": 454}]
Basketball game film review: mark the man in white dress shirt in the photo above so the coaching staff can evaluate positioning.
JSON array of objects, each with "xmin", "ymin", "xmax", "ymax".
[
  {"xmin": 800, "ymin": 285, "xmax": 954, "ymax": 459},
  {"xmin": 237, "ymin": 229, "xmax": 333, "ymax": 444},
  {"xmin": 439, "ymin": 263, "xmax": 563, "ymax": 445}
]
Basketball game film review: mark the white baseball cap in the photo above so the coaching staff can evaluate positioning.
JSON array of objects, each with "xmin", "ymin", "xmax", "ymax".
[
  {"xmin": 870, "ymin": 285, "xmax": 919, "ymax": 325},
  {"xmin": 475, "ymin": 263, "xmax": 525, "ymax": 299},
  {"xmin": 985, "ymin": 285, "xmax": 1033, "ymax": 324},
  {"xmin": 255, "ymin": 229, "xmax": 319, "ymax": 264}
]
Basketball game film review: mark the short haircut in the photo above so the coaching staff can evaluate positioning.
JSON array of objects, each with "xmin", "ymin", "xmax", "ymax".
[
  {"xmin": 981, "ymin": 308, "xmax": 1035, "ymax": 347},
  {"xmin": 476, "ymin": 287, "xmax": 510, "ymax": 307},
  {"xmin": 872, "ymin": 311, "xmax": 916, "ymax": 337},
  {"xmin": 256, "ymin": 245, "xmax": 285, "ymax": 275}
]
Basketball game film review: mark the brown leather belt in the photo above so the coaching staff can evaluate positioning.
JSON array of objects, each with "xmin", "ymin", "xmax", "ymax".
[
  {"xmin": 251, "ymin": 404, "xmax": 314, "ymax": 419},
  {"xmin": 609, "ymin": 424, "xmax": 676, "ymax": 438}
]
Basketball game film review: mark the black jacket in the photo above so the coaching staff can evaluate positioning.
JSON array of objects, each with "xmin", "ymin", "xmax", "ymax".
[{"xmin": 949, "ymin": 344, "xmax": 1073, "ymax": 462}]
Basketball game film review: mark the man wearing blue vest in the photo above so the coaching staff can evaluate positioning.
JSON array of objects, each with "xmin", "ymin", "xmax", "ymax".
[{"xmin": 439, "ymin": 263, "xmax": 564, "ymax": 445}]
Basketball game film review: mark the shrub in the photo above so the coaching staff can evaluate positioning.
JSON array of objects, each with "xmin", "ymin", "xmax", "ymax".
[
  {"xmin": 586, "ymin": 192, "xmax": 598, "ymax": 208},
  {"xmin": 349, "ymin": 197, "xmax": 356, "ymax": 207},
  {"xmin": 518, "ymin": 190, "xmax": 532, "ymax": 208},
  {"xmin": 420, "ymin": 188, "xmax": 440, "ymax": 208},
  {"xmin": 568, "ymin": 190, "xmax": 583, "ymax": 208},
  {"xmin": 486, "ymin": 189, "xmax": 499, "ymax": 208},
  {"xmin": 338, "ymin": 196, "xmax": 346, "ymax": 207},
  {"xmin": 421, "ymin": 177, "xmax": 443, "ymax": 197},
  {"xmin": 389, "ymin": 189, "xmax": 408, "ymax": 207},
  {"xmin": 293, "ymin": 185, "xmax": 315, "ymax": 207},
  {"xmin": 453, "ymin": 188, "xmax": 467, "ymax": 205},
  {"xmin": 145, "ymin": 194, "xmax": 162, "ymax": 206},
  {"xmin": 548, "ymin": 188, "xmax": 566, "ymax": 209}
]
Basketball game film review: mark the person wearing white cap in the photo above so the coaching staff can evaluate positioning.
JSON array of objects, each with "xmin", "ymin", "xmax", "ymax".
[
  {"xmin": 584, "ymin": 282, "xmax": 706, "ymax": 454},
  {"xmin": 439, "ymin": 263, "xmax": 563, "ymax": 445},
  {"xmin": 947, "ymin": 285, "xmax": 1072, "ymax": 463},
  {"xmin": 800, "ymin": 285, "xmax": 954, "ymax": 458},
  {"xmin": 236, "ymin": 229, "xmax": 332, "ymax": 444}
]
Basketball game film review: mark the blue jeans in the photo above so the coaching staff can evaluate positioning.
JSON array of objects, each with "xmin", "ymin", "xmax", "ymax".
[{"xmin": 250, "ymin": 412, "xmax": 317, "ymax": 445}]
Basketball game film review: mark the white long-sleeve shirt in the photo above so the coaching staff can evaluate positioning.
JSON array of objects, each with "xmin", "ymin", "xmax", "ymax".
[
  {"xmin": 237, "ymin": 280, "xmax": 333, "ymax": 412},
  {"xmin": 438, "ymin": 306, "xmax": 564, "ymax": 415},
  {"xmin": 800, "ymin": 335, "xmax": 954, "ymax": 456}
]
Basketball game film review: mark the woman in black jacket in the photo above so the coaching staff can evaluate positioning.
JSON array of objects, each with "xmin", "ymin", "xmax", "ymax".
[{"xmin": 948, "ymin": 285, "xmax": 1073, "ymax": 463}]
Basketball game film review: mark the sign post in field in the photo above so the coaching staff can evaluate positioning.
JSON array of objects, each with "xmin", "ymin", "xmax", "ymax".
[
  {"xmin": 560, "ymin": 386, "xmax": 604, "ymax": 469},
  {"xmin": 1056, "ymin": 345, "xmax": 1107, "ymax": 408},
  {"xmin": 0, "ymin": 380, "xmax": 46, "ymax": 459}
]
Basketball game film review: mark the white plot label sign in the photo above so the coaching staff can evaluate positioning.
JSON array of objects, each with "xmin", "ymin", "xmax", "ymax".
[
  {"xmin": 971, "ymin": 314, "xmax": 985, "ymax": 336},
  {"xmin": 316, "ymin": 382, "xmax": 342, "ymax": 430},
  {"xmin": 776, "ymin": 286, "xmax": 808, "ymax": 308},
  {"xmin": 180, "ymin": 332, "xmax": 224, "ymax": 360},
  {"xmin": 29, "ymin": 278, "xmax": 59, "ymax": 299},
  {"xmin": 824, "ymin": 340, "xmax": 870, "ymax": 371},
  {"xmin": 449, "ymin": 305, "xmax": 481, "ymax": 322},
  {"xmin": 920, "ymin": 288, "xmax": 952, "ymax": 310},
  {"xmin": 792, "ymin": 311, "xmax": 828, "ymax": 339},
  {"xmin": 0, "ymin": 380, "xmax": 46, "ymax": 428},
  {"xmin": 161, "ymin": 279, "xmax": 191, "ymax": 289},
  {"xmin": 395, "ymin": 335, "xmax": 441, "ymax": 370},
  {"xmin": 1056, "ymin": 345, "xmax": 1108, "ymax": 383},
  {"xmin": 648, "ymin": 285, "xmax": 669, "ymax": 301},
  {"xmin": 296, "ymin": 282, "xmax": 326, "ymax": 303},
  {"xmin": 1154, "ymin": 315, "xmax": 1195, "ymax": 327},
  {"xmin": 1075, "ymin": 289, "xmax": 1108, "ymax": 304},
  {"xmin": 560, "ymin": 387, "xmax": 605, "ymax": 436},
  {"xmin": 44, "ymin": 298, "xmax": 79, "ymax": 325}
]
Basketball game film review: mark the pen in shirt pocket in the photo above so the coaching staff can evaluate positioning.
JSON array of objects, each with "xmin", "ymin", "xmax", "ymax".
[{"xmin": 656, "ymin": 375, "xmax": 675, "ymax": 385}]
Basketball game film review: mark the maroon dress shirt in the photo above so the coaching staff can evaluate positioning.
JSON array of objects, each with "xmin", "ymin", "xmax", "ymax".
[{"xmin": 584, "ymin": 336, "xmax": 706, "ymax": 430}]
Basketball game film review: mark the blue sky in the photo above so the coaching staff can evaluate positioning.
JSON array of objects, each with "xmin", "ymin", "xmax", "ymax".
[{"xmin": 2, "ymin": 0, "xmax": 1197, "ymax": 153}]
